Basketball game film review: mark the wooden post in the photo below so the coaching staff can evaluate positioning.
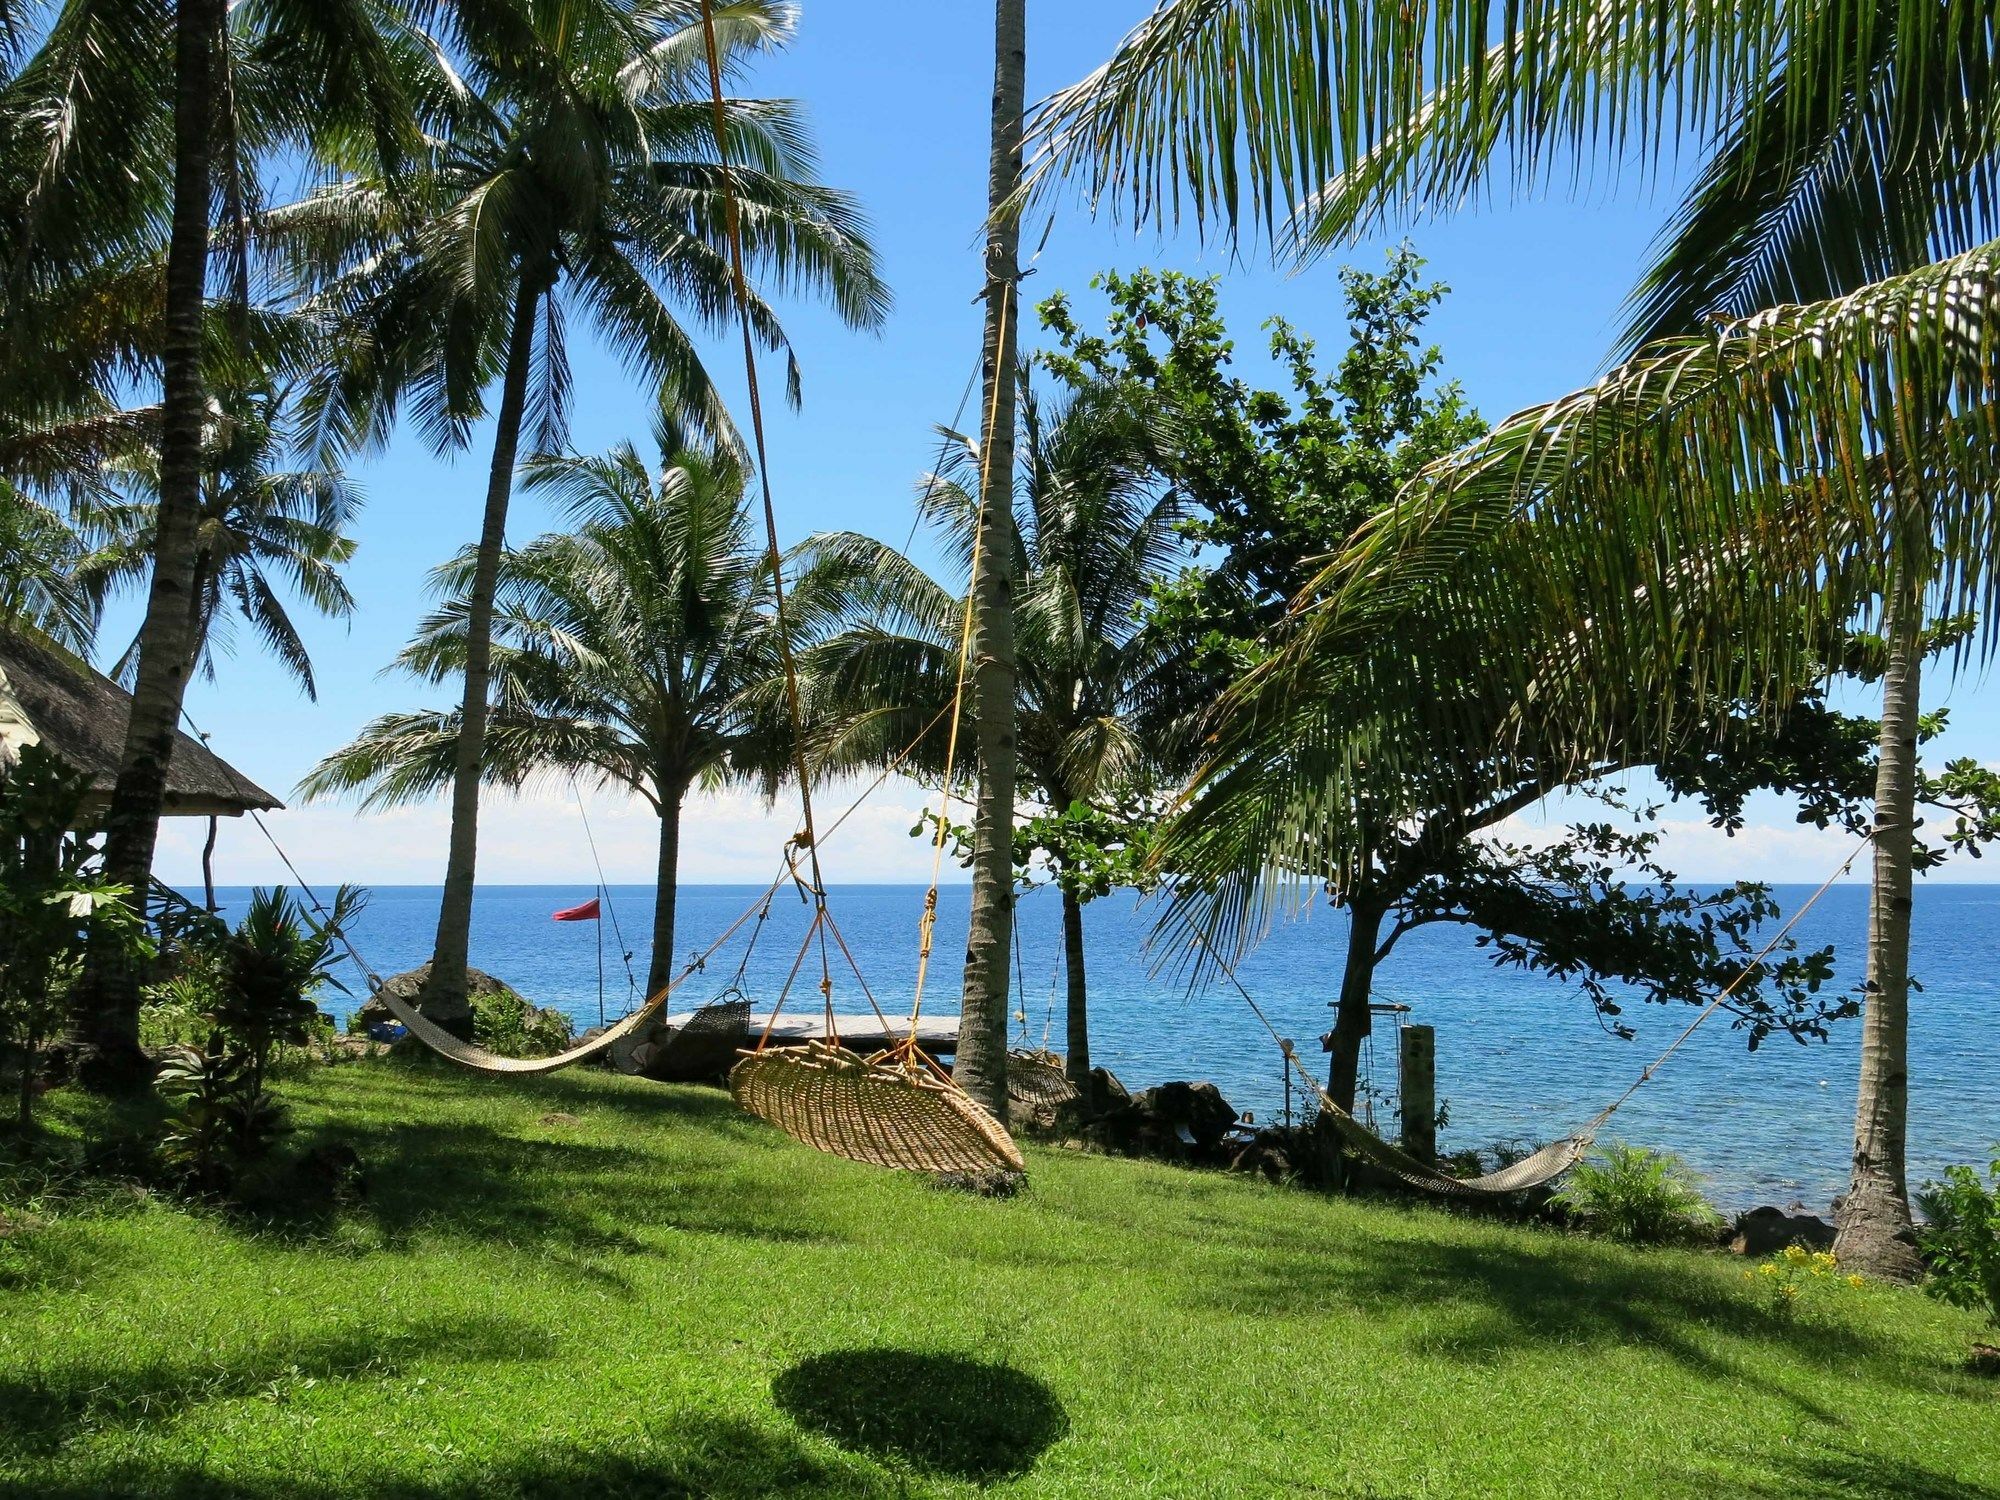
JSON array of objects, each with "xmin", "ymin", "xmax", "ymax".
[{"xmin": 1399, "ymin": 1024, "xmax": 1436, "ymax": 1163}]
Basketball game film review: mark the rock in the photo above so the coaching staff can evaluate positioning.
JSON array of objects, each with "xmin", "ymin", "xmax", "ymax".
[
  {"xmin": 1130, "ymin": 1081, "xmax": 1241, "ymax": 1152},
  {"xmin": 352, "ymin": 964, "xmax": 568, "ymax": 1053},
  {"xmin": 351, "ymin": 962, "xmax": 475, "ymax": 1040},
  {"xmin": 1084, "ymin": 1066, "xmax": 1129, "ymax": 1116},
  {"xmin": 1729, "ymin": 1205, "xmax": 1837, "ymax": 1257},
  {"xmin": 1229, "ymin": 1134, "xmax": 1293, "ymax": 1182}
]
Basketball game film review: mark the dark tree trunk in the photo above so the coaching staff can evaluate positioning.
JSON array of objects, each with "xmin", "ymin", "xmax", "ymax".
[
  {"xmin": 426, "ymin": 275, "xmax": 543, "ymax": 1007},
  {"xmin": 1060, "ymin": 882, "xmax": 1090, "ymax": 1090},
  {"xmin": 1324, "ymin": 900, "xmax": 1386, "ymax": 1114},
  {"xmin": 201, "ymin": 816, "xmax": 219, "ymax": 913},
  {"xmin": 1835, "ymin": 535, "xmax": 1927, "ymax": 1281},
  {"xmin": 953, "ymin": 0, "xmax": 1027, "ymax": 1122},
  {"xmin": 647, "ymin": 783, "xmax": 687, "ymax": 998},
  {"xmin": 88, "ymin": 0, "xmax": 225, "ymax": 1087}
]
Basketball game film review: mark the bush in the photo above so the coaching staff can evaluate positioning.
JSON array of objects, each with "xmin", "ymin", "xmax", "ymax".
[
  {"xmin": 155, "ymin": 886, "xmax": 363, "ymax": 1195},
  {"xmin": 1917, "ymin": 1151, "xmax": 2000, "ymax": 1329},
  {"xmin": 1551, "ymin": 1142, "xmax": 1723, "ymax": 1245},
  {"xmin": 472, "ymin": 986, "xmax": 573, "ymax": 1058}
]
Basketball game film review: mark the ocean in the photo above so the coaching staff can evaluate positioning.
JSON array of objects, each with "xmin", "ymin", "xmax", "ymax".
[{"xmin": 199, "ymin": 880, "xmax": 2000, "ymax": 1213}]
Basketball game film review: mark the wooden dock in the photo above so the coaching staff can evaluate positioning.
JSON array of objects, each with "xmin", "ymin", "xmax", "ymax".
[{"xmin": 664, "ymin": 1010, "xmax": 960, "ymax": 1056}]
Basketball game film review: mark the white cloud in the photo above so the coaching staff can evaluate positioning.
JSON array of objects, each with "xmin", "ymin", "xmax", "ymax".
[{"xmin": 155, "ymin": 775, "xmax": 952, "ymax": 890}]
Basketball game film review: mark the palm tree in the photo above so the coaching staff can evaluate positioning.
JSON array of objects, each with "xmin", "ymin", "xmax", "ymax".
[
  {"xmin": 80, "ymin": 384, "xmax": 359, "ymax": 700},
  {"xmin": 1037, "ymin": 0, "xmax": 2000, "ymax": 1278},
  {"xmin": 802, "ymin": 375, "xmax": 1182, "ymax": 1094},
  {"xmin": 282, "ymin": 0, "xmax": 887, "ymax": 1015},
  {"xmin": 2, "ymin": 0, "xmax": 418, "ymax": 1082},
  {"xmin": 0, "ymin": 482, "xmax": 95, "ymax": 648},
  {"xmin": 955, "ymin": 0, "xmax": 1029, "ymax": 1121},
  {"xmin": 300, "ymin": 433, "xmax": 794, "ymax": 1000}
]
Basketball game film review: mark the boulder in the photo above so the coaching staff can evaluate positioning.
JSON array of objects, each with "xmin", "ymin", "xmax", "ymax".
[
  {"xmin": 1229, "ymin": 1133, "xmax": 1294, "ymax": 1183},
  {"xmin": 1130, "ymin": 1081, "xmax": 1241, "ymax": 1152},
  {"xmin": 351, "ymin": 964, "xmax": 567, "ymax": 1052},
  {"xmin": 1729, "ymin": 1205, "xmax": 1837, "ymax": 1257}
]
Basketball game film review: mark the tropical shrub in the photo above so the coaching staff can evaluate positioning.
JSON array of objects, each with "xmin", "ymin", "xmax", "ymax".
[
  {"xmin": 1744, "ymin": 1244, "xmax": 1864, "ymax": 1316},
  {"xmin": 156, "ymin": 887, "xmax": 362, "ymax": 1193},
  {"xmin": 0, "ymin": 745, "xmax": 151, "ymax": 1129},
  {"xmin": 471, "ymin": 986, "xmax": 573, "ymax": 1060},
  {"xmin": 1551, "ymin": 1143, "xmax": 1724, "ymax": 1245},
  {"xmin": 1917, "ymin": 1153, "xmax": 2000, "ymax": 1328}
]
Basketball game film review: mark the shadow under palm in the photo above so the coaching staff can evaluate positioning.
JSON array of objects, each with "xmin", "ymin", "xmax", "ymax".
[{"xmin": 772, "ymin": 1347, "xmax": 1069, "ymax": 1483}]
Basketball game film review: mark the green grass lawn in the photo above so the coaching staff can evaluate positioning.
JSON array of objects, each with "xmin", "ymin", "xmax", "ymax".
[{"xmin": 2, "ymin": 1058, "xmax": 1994, "ymax": 1498}]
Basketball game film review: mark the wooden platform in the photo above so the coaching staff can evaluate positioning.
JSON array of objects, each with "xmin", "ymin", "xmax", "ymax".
[{"xmin": 663, "ymin": 1010, "xmax": 959, "ymax": 1056}]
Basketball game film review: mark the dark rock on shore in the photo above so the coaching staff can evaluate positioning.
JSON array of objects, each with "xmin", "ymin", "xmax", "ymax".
[
  {"xmin": 1729, "ymin": 1204, "xmax": 1837, "ymax": 1257},
  {"xmin": 353, "ymin": 963, "xmax": 565, "ymax": 1050}
]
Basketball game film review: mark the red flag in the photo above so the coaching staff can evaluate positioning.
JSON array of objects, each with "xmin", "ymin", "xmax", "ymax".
[{"xmin": 552, "ymin": 897, "xmax": 601, "ymax": 922}]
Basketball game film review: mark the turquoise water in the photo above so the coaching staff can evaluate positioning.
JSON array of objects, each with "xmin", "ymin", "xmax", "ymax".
[{"xmin": 202, "ymin": 880, "xmax": 2000, "ymax": 1212}]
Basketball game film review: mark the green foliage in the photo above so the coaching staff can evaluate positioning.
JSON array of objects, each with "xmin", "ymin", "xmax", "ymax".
[
  {"xmin": 1917, "ymin": 1152, "xmax": 2000, "ymax": 1328},
  {"xmin": 470, "ymin": 985, "xmax": 573, "ymax": 1061},
  {"xmin": 1743, "ymin": 1245, "xmax": 1865, "ymax": 1317},
  {"xmin": 1039, "ymin": 252, "xmax": 1484, "ymax": 692},
  {"xmin": 155, "ymin": 886, "xmax": 362, "ymax": 1194},
  {"xmin": 1552, "ymin": 1144, "xmax": 1725, "ymax": 1246},
  {"xmin": 0, "ymin": 744, "xmax": 150, "ymax": 1129}
]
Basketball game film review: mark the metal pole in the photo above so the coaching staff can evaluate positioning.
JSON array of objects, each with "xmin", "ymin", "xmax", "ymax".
[{"xmin": 596, "ymin": 884, "xmax": 606, "ymax": 1029}]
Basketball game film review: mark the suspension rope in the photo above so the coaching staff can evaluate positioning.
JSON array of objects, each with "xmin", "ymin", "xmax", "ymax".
[
  {"xmin": 908, "ymin": 275, "xmax": 1013, "ymax": 1040},
  {"xmin": 569, "ymin": 775, "xmax": 638, "ymax": 1008},
  {"xmin": 697, "ymin": 0, "xmax": 829, "ymax": 997},
  {"xmin": 1192, "ymin": 830, "xmax": 1870, "ymax": 1169}
]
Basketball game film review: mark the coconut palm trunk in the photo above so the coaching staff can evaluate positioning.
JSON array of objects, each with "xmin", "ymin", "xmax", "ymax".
[
  {"xmin": 1835, "ymin": 530, "xmax": 1928, "ymax": 1281},
  {"xmin": 953, "ymin": 0, "xmax": 1026, "ymax": 1121},
  {"xmin": 428, "ymin": 274, "xmax": 545, "ymax": 1006},
  {"xmin": 89, "ymin": 0, "xmax": 226, "ymax": 1084},
  {"xmin": 648, "ymin": 778, "xmax": 688, "ymax": 997},
  {"xmin": 1059, "ymin": 881, "xmax": 1091, "ymax": 1088}
]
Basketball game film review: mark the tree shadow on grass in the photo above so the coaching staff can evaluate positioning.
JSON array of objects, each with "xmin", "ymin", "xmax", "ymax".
[
  {"xmin": 1695, "ymin": 1446, "xmax": 2000, "ymax": 1499},
  {"xmin": 241, "ymin": 1106, "xmax": 839, "ymax": 1262},
  {"xmin": 0, "ymin": 1415, "xmax": 899, "ymax": 1499},
  {"xmin": 0, "ymin": 1313, "xmax": 553, "ymax": 1459},
  {"xmin": 1175, "ymin": 1208, "xmax": 1941, "ymax": 1419},
  {"xmin": 772, "ymin": 1348, "xmax": 1068, "ymax": 1483}
]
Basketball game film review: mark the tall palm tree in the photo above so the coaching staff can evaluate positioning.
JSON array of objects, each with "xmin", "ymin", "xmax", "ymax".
[
  {"xmin": 80, "ymin": 384, "xmax": 359, "ymax": 700},
  {"xmin": 300, "ymin": 434, "xmax": 794, "ymax": 999},
  {"xmin": 282, "ymin": 0, "xmax": 887, "ymax": 1013},
  {"xmin": 802, "ymin": 376, "xmax": 1182, "ymax": 1093},
  {"xmin": 1037, "ymin": 0, "xmax": 2000, "ymax": 1278},
  {"xmin": 954, "ymin": 0, "xmax": 1029, "ymax": 1121},
  {"xmin": 2, "ymin": 0, "xmax": 418, "ymax": 1081}
]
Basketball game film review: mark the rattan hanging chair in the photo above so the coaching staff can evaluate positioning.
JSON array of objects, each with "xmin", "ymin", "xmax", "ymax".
[
  {"xmin": 1006, "ymin": 1048, "xmax": 1078, "ymax": 1108},
  {"xmin": 730, "ymin": 1041, "xmax": 1025, "ymax": 1174}
]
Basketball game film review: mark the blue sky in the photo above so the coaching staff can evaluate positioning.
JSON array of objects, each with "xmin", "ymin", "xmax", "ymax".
[{"xmin": 131, "ymin": 1, "xmax": 1995, "ymax": 889}]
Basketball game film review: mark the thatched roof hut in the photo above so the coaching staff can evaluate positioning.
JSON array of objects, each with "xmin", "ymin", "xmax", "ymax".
[{"xmin": 0, "ymin": 629, "xmax": 282, "ymax": 820}]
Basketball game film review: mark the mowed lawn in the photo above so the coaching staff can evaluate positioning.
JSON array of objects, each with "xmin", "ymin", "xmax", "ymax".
[{"xmin": 2, "ymin": 1059, "xmax": 1994, "ymax": 1498}]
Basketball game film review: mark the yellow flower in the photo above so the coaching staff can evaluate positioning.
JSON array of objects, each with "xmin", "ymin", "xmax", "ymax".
[
  {"xmin": 1779, "ymin": 1283, "xmax": 1800, "ymax": 1300},
  {"xmin": 1846, "ymin": 1274, "xmax": 1867, "ymax": 1290},
  {"xmin": 1812, "ymin": 1252, "xmax": 1837, "ymax": 1271},
  {"xmin": 1783, "ymin": 1244, "xmax": 1810, "ymax": 1266},
  {"xmin": 1759, "ymin": 1262, "xmax": 1781, "ymax": 1277}
]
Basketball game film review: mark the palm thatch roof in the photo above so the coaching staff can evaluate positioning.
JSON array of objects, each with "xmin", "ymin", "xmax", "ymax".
[{"xmin": 0, "ymin": 628, "xmax": 281, "ymax": 819}]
